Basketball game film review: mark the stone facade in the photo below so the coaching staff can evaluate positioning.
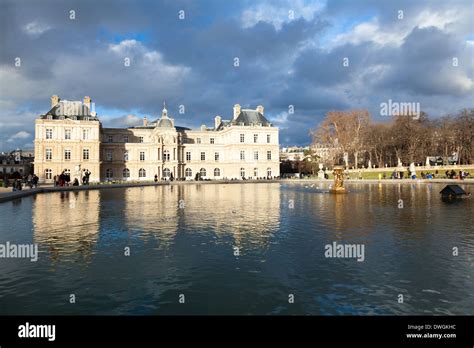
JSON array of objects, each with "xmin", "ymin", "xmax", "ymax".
[{"xmin": 34, "ymin": 96, "xmax": 280, "ymax": 183}]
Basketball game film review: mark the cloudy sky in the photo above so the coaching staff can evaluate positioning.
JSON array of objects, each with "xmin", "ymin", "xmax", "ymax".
[{"xmin": 0, "ymin": 0, "xmax": 473, "ymax": 150}]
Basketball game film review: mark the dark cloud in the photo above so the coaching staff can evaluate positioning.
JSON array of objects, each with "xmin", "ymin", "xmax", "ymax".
[{"xmin": 0, "ymin": 0, "xmax": 472, "ymax": 149}]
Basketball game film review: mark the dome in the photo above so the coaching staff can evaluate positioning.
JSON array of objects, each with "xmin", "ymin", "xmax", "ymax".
[{"xmin": 157, "ymin": 118, "xmax": 174, "ymax": 128}]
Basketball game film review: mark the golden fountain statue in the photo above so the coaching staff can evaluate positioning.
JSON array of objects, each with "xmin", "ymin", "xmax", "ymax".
[{"xmin": 330, "ymin": 166, "xmax": 346, "ymax": 194}]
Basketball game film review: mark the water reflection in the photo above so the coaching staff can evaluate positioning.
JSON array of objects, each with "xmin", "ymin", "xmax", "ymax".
[
  {"xmin": 32, "ymin": 190, "xmax": 100, "ymax": 263},
  {"xmin": 1, "ymin": 182, "xmax": 473, "ymax": 315}
]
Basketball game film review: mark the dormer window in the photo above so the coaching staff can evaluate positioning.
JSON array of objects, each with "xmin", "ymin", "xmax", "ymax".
[{"xmin": 46, "ymin": 115, "xmax": 52, "ymax": 120}]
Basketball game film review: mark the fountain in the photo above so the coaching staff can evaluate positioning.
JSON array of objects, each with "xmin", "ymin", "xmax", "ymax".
[{"xmin": 330, "ymin": 166, "xmax": 347, "ymax": 194}]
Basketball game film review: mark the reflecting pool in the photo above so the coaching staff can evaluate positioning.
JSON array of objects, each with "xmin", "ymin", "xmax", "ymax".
[{"xmin": 0, "ymin": 182, "xmax": 473, "ymax": 315}]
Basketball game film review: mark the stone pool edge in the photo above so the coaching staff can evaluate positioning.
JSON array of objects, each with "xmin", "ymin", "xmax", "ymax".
[{"xmin": 1, "ymin": 178, "xmax": 472, "ymax": 203}]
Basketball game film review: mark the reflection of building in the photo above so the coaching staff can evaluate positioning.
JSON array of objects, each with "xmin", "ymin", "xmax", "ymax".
[
  {"xmin": 34, "ymin": 96, "xmax": 280, "ymax": 183},
  {"xmin": 0, "ymin": 149, "xmax": 34, "ymax": 178},
  {"xmin": 32, "ymin": 190, "xmax": 100, "ymax": 262},
  {"xmin": 122, "ymin": 184, "xmax": 281, "ymax": 249}
]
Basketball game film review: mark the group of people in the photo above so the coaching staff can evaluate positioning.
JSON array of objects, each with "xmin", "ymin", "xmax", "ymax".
[
  {"xmin": 444, "ymin": 169, "xmax": 470, "ymax": 180},
  {"xmin": 53, "ymin": 169, "xmax": 90, "ymax": 187},
  {"xmin": 7, "ymin": 173, "xmax": 39, "ymax": 191},
  {"xmin": 388, "ymin": 169, "xmax": 471, "ymax": 180}
]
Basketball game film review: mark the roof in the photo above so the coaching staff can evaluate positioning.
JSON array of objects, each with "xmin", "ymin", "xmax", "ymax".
[
  {"xmin": 232, "ymin": 110, "xmax": 271, "ymax": 126},
  {"xmin": 440, "ymin": 185, "xmax": 466, "ymax": 195},
  {"xmin": 40, "ymin": 101, "xmax": 98, "ymax": 121},
  {"xmin": 157, "ymin": 118, "xmax": 174, "ymax": 128}
]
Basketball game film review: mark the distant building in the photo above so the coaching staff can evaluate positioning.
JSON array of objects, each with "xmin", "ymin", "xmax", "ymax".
[
  {"xmin": 0, "ymin": 149, "xmax": 34, "ymax": 178},
  {"xmin": 310, "ymin": 143, "xmax": 340, "ymax": 164},
  {"xmin": 34, "ymin": 96, "xmax": 280, "ymax": 183},
  {"xmin": 280, "ymin": 146, "xmax": 309, "ymax": 161}
]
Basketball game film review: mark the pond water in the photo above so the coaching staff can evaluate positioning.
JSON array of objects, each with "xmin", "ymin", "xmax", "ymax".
[{"xmin": 0, "ymin": 182, "xmax": 473, "ymax": 315}]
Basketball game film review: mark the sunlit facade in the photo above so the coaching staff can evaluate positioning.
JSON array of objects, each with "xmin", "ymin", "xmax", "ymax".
[{"xmin": 34, "ymin": 96, "xmax": 280, "ymax": 183}]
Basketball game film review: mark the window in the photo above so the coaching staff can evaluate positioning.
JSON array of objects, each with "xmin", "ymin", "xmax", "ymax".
[
  {"xmin": 267, "ymin": 168, "xmax": 272, "ymax": 177},
  {"xmin": 185, "ymin": 168, "xmax": 192, "ymax": 177},
  {"xmin": 240, "ymin": 134, "xmax": 245, "ymax": 143},
  {"xmin": 215, "ymin": 152, "xmax": 219, "ymax": 161},
  {"xmin": 140, "ymin": 151, "xmax": 145, "ymax": 161},
  {"xmin": 214, "ymin": 168, "xmax": 220, "ymax": 177},
  {"xmin": 267, "ymin": 151, "xmax": 272, "ymax": 160},
  {"xmin": 210, "ymin": 138, "xmax": 215, "ymax": 144},
  {"xmin": 240, "ymin": 168, "xmax": 245, "ymax": 178},
  {"xmin": 108, "ymin": 135, "xmax": 113, "ymax": 143},
  {"xmin": 106, "ymin": 152, "xmax": 113, "ymax": 161},
  {"xmin": 65, "ymin": 129, "xmax": 71, "ymax": 140},
  {"xmin": 123, "ymin": 168, "xmax": 130, "ymax": 178},
  {"xmin": 267, "ymin": 134, "xmax": 271, "ymax": 143},
  {"xmin": 46, "ymin": 128, "xmax": 53, "ymax": 139},
  {"xmin": 45, "ymin": 169, "xmax": 52, "ymax": 180},
  {"xmin": 139, "ymin": 168, "xmax": 146, "ymax": 178},
  {"xmin": 201, "ymin": 152, "xmax": 206, "ymax": 161},
  {"xmin": 64, "ymin": 149, "xmax": 71, "ymax": 160},
  {"xmin": 46, "ymin": 148, "xmax": 52, "ymax": 160},
  {"xmin": 254, "ymin": 151, "xmax": 259, "ymax": 160},
  {"xmin": 197, "ymin": 138, "xmax": 201, "ymax": 144},
  {"xmin": 254, "ymin": 134, "xmax": 258, "ymax": 143},
  {"xmin": 83, "ymin": 129, "xmax": 89, "ymax": 140},
  {"xmin": 123, "ymin": 135, "xmax": 129, "ymax": 143},
  {"xmin": 200, "ymin": 168, "xmax": 206, "ymax": 178},
  {"xmin": 240, "ymin": 150, "xmax": 245, "ymax": 161},
  {"xmin": 106, "ymin": 168, "xmax": 113, "ymax": 178},
  {"xmin": 186, "ymin": 151, "xmax": 191, "ymax": 161},
  {"xmin": 139, "ymin": 136, "xmax": 144, "ymax": 143},
  {"xmin": 254, "ymin": 168, "xmax": 258, "ymax": 177},
  {"xmin": 83, "ymin": 148, "xmax": 90, "ymax": 160},
  {"xmin": 163, "ymin": 150, "xmax": 170, "ymax": 161},
  {"xmin": 163, "ymin": 168, "xmax": 171, "ymax": 178},
  {"xmin": 124, "ymin": 151, "xmax": 129, "ymax": 161}
]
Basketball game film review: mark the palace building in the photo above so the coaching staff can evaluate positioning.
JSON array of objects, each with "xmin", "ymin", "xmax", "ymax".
[{"xmin": 34, "ymin": 96, "xmax": 280, "ymax": 183}]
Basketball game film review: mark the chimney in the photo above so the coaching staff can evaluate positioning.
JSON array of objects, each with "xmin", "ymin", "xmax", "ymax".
[
  {"xmin": 51, "ymin": 95, "xmax": 60, "ymax": 108},
  {"xmin": 233, "ymin": 104, "xmax": 241, "ymax": 120},
  {"xmin": 143, "ymin": 116, "xmax": 148, "ymax": 127},
  {"xmin": 256, "ymin": 105, "xmax": 264, "ymax": 115},
  {"xmin": 214, "ymin": 115, "xmax": 221, "ymax": 129},
  {"xmin": 83, "ymin": 96, "xmax": 91, "ymax": 113}
]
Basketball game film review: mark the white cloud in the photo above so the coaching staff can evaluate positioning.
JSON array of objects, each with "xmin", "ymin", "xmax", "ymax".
[
  {"xmin": 241, "ymin": 0, "xmax": 324, "ymax": 30},
  {"xmin": 23, "ymin": 21, "xmax": 51, "ymax": 36},
  {"xmin": 331, "ymin": 18, "xmax": 405, "ymax": 47},
  {"xmin": 8, "ymin": 131, "xmax": 31, "ymax": 142}
]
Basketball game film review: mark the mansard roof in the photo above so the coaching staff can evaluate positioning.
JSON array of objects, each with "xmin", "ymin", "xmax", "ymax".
[
  {"xmin": 40, "ymin": 101, "xmax": 98, "ymax": 120},
  {"xmin": 232, "ymin": 109, "xmax": 271, "ymax": 126}
]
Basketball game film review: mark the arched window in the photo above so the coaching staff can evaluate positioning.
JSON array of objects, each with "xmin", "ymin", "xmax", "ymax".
[
  {"xmin": 185, "ymin": 168, "xmax": 192, "ymax": 177},
  {"xmin": 214, "ymin": 168, "xmax": 220, "ymax": 177},
  {"xmin": 163, "ymin": 168, "xmax": 171, "ymax": 177},
  {"xmin": 254, "ymin": 168, "xmax": 258, "ymax": 177},
  {"xmin": 163, "ymin": 150, "xmax": 170, "ymax": 161},
  {"xmin": 106, "ymin": 168, "xmax": 113, "ymax": 178},
  {"xmin": 200, "ymin": 168, "xmax": 206, "ymax": 178},
  {"xmin": 267, "ymin": 167, "xmax": 272, "ymax": 178},
  {"xmin": 240, "ymin": 168, "xmax": 245, "ymax": 178},
  {"xmin": 123, "ymin": 168, "xmax": 130, "ymax": 178},
  {"xmin": 124, "ymin": 151, "xmax": 129, "ymax": 161},
  {"xmin": 45, "ymin": 169, "xmax": 52, "ymax": 180},
  {"xmin": 139, "ymin": 168, "xmax": 146, "ymax": 178}
]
